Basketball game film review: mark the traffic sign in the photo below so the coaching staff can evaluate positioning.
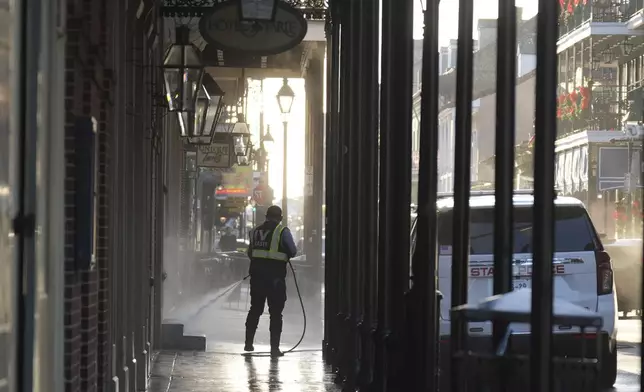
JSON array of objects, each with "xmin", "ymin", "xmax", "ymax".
[
  {"xmin": 253, "ymin": 185, "xmax": 273, "ymax": 206},
  {"xmin": 254, "ymin": 188, "xmax": 265, "ymax": 205}
]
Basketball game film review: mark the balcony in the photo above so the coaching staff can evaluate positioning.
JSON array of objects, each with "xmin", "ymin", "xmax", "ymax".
[
  {"xmin": 558, "ymin": 0, "xmax": 628, "ymax": 39},
  {"xmin": 557, "ymin": 84, "xmax": 624, "ymax": 138},
  {"xmin": 625, "ymin": 0, "xmax": 644, "ymax": 21}
]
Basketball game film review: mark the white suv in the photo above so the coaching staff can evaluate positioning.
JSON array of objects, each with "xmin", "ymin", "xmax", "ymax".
[{"xmin": 410, "ymin": 192, "xmax": 618, "ymax": 387}]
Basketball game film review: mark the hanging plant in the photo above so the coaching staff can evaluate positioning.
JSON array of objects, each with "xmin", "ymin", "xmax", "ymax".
[
  {"xmin": 560, "ymin": 0, "xmax": 588, "ymax": 15},
  {"xmin": 556, "ymin": 85, "xmax": 591, "ymax": 121}
]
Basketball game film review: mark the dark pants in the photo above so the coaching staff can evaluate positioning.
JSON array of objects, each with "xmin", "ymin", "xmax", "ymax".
[{"xmin": 245, "ymin": 276, "xmax": 287, "ymax": 347}]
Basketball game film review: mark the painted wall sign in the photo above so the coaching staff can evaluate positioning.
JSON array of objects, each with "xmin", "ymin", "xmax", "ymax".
[
  {"xmin": 198, "ymin": 1, "xmax": 308, "ymax": 56},
  {"xmin": 197, "ymin": 142, "xmax": 232, "ymax": 168}
]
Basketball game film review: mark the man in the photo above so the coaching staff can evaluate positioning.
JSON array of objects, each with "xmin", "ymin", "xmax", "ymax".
[
  {"xmin": 244, "ymin": 205, "xmax": 298, "ymax": 357},
  {"xmin": 219, "ymin": 227, "xmax": 237, "ymax": 252}
]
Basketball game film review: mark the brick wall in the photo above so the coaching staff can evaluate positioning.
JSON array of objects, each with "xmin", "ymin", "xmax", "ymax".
[
  {"xmin": 63, "ymin": 0, "xmax": 163, "ymax": 391},
  {"xmin": 64, "ymin": 0, "xmax": 106, "ymax": 390},
  {"xmin": 95, "ymin": 0, "xmax": 112, "ymax": 388},
  {"xmin": 64, "ymin": 1, "xmax": 86, "ymax": 391}
]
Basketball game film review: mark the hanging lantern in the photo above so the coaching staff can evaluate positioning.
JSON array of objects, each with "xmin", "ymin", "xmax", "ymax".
[
  {"xmin": 622, "ymin": 38, "xmax": 634, "ymax": 56},
  {"xmin": 236, "ymin": 154, "xmax": 251, "ymax": 166},
  {"xmin": 601, "ymin": 47, "xmax": 615, "ymax": 64},
  {"xmin": 230, "ymin": 114, "xmax": 252, "ymax": 157},
  {"xmin": 239, "ymin": 0, "xmax": 278, "ymax": 21},
  {"xmin": 187, "ymin": 74, "xmax": 226, "ymax": 145},
  {"xmin": 163, "ymin": 26, "xmax": 204, "ymax": 114},
  {"xmin": 262, "ymin": 126, "xmax": 274, "ymax": 154},
  {"xmin": 276, "ymin": 78, "xmax": 295, "ymax": 114}
]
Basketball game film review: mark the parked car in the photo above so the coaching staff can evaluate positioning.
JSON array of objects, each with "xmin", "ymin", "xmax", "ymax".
[
  {"xmin": 604, "ymin": 238, "xmax": 642, "ymax": 317},
  {"xmin": 410, "ymin": 192, "xmax": 618, "ymax": 388}
]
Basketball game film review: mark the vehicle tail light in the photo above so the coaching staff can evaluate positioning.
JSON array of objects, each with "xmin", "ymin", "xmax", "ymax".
[{"xmin": 595, "ymin": 250, "xmax": 613, "ymax": 295}]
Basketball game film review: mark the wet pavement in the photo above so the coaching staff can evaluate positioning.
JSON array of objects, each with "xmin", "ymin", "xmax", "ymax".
[
  {"xmin": 150, "ymin": 348, "xmax": 340, "ymax": 392},
  {"xmin": 612, "ymin": 318, "xmax": 641, "ymax": 392},
  {"xmin": 159, "ymin": 280, "xmax": 642, "ymax": 391},
  {"xmin": 155, "ymin": 277, "xmax": 338, "ymax": 391}
]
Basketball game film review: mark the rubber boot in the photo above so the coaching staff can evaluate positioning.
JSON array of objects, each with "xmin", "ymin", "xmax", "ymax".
[
  {"xmin": 270, "ymin": 332, "xmax": 284, "ymax": 357},
  {"xmin": 244, "ymin": 328, "xmax": 255, "ymax": 352}
]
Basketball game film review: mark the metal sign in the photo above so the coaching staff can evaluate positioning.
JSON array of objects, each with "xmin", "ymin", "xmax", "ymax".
[
  {"xmin": 198, "ymin": 1, "xmax": 308, "ymax": 56},
  {"xmin": 253, "ymin": 186, "xmax": 266, "ymax": 206},
  {"xmin": 253, "ymin": 184, "xmax": 273, "ymax": 206},
  {"xmin": 196, "ymin": 142, "xmax": 231, "ymax": 168},
  {"xmin": 624, "ymin": 122, "xmax": 644, "ymax": 138}
]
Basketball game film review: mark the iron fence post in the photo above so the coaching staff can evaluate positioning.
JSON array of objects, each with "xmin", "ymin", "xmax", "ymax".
[
  {"xmin": 531, "ymin": 0, "xmax": 559, "ymax": 390},
  {"xmin": 374, "ymin": 0, "xmax": 414, "ymax": 389},
  {"xmin": 334, "ymin": 0, "xmax": 351, "ymax": 381},
  {"xmin": 357, "ymin": 0, "xmax": 379, "ymax": 387},
  {"xmin": 324, "ymin": 1, "xmax": 340, "ymax": 364},
  {"xmin": 408, "ymin": 0, "xmax": 441, "ymax": 389},
  {"xmin": 450, "ymin": 0, "xmax": 475, "ymax": 390},
  {"xmin": 344, "ymin": 0, "xmax": 364, "ymax": 387},
  {"xmin": 492, "ymin": 0, "xmax": 517, "ymax": 348}
]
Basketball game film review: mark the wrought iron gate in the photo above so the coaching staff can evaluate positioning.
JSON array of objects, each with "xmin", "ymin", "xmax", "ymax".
[{"xmin": 323, "ymin": 0, "xmax": 643, "ymax": 391}]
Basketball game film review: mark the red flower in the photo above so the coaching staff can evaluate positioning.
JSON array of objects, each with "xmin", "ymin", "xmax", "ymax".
[
  {"xmin": 579, "ymin": 87, "xmax": 590, "ymax": 110},
  {"xmin": 570, "ymin": 90, "xmax": 578, "ymax": 104},
  {"xmin": 614, "ymin": 211, "xmax": 628, "ymax": 221}
]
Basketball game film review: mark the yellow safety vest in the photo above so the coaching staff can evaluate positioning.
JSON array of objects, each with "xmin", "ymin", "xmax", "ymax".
[{"xmin": 251, "ymin": 224, "xmax": 289, "ymax": 261}]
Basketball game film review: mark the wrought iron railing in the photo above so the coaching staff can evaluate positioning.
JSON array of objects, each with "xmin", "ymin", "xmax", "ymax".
[
  {"xmin": 625, "ymin": 0, "xmax": 644, "ymax": 19},
  {"xmin": 558, "ymin": 0, "xmax": 628, "ymax": 39}
]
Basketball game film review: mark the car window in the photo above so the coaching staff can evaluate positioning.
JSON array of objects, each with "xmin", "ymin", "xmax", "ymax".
[{"xmin": 436, "ymin": 205, "xmax": 597, "ymax": 254}]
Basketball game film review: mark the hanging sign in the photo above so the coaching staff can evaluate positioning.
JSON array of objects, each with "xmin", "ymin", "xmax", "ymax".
[
  {"xmin": 197, "ymin": 142, "xmax": 232, "ymax": 168},
  {"xmin": 198, "ymin": 1, "xmax": 308, "ymax": 56}
]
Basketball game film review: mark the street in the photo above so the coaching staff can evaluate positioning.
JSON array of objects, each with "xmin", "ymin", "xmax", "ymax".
[{"xmin": 615, "ymin": 318, "xmax": 641, "ymax": 391}]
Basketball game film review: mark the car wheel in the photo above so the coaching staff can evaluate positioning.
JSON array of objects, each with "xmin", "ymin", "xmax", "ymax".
[{"xmin": 600, "ymin": 345, "xmax": 617, "ymax": 388}]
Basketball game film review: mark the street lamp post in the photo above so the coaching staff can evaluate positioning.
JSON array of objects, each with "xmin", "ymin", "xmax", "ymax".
[
  {"xmin": 276, "ymin": 78, "xmax": 295, "ymax": 225},
  {"xmin": 260, "ymin": 126, "xmax": 274, "ymax": 185}
]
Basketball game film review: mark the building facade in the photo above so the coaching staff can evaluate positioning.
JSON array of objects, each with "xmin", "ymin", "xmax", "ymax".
[
  {"xmin": 555, "ymin": 0, "xmax": 644, "ymax": 236},
  {"xmin": 424, "ymin": 1, "xmax": 644, "ymax": 237},
  {"xmin": 430, "ymin": 9, "xmax": 537, "ymax": 192},
  {"xmin": 0, "ymin": 1, "xmax": 184, "ymax": 392}
]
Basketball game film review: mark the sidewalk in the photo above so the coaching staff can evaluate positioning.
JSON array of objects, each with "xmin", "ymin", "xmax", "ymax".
[
  {"xmin": 178, "ymin": 278, "xmax": 324, "ymax": 352},
  {"xmin": 151, "ymin": 277, "xmax": 337, "ymax": 391},
  {"xmin": 150, "ymin": 347, "xmax": 340, "ymax": 392}
]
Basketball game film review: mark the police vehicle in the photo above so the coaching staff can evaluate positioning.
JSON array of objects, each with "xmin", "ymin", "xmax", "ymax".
[{"xmin": 410, "ymin": 191, "xmax": 618, "ymax": 387}]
